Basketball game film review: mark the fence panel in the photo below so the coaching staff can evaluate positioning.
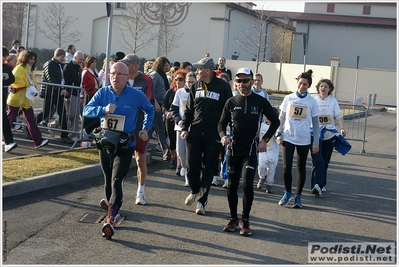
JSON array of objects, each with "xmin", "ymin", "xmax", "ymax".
[{"xmin": 13, "ymin": 82, "xmax": 88, "ymax": 149}]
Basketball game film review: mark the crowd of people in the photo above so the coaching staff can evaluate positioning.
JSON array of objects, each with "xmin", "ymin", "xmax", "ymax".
[{"xmin": 2, "ymin": 41, "xmax": 350, "ymax": 239}]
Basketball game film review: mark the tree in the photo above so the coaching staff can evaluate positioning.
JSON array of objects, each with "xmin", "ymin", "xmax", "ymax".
[
  {"xmin": 37, "ymin": 3, "xmax": 82, "ymax": 48},
  {"xmin": 269, "ymin": 17, "xmax": 294, "ymax": 91},
  {"xmin": 2, "ymin": 3, "xmax": 28, "ymax": 47},
  {"xmin": 115, "ymin": 3, "xmax": 158, "ymax": 54},
  {"xmin": 158, "ymin": 23, "xmax": 182, "ymax": 57},
  {"xmin": 234, "ymin": 6, "xmax": 273, "ymax": 73}
]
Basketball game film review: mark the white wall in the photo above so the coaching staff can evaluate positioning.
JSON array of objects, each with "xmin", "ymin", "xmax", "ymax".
[
  {"xmin": 292, "ymin": 22, "xmax": 396, "ymax": 70},
  {"xmin": 224, "ymin": 59, "xmax": 396, "ymax": 106}
]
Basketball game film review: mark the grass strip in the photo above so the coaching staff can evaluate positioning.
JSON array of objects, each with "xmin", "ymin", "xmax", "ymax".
[{"xmin": 2, "ymin": 148, "xmax": 99, "ymax": 183}]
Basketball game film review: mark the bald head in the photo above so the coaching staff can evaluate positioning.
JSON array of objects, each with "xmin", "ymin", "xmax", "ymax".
[
  {"xmin": 73, "ymin": 51, "xmax": 84, "ymax": 66},
  {"xmin": 109, "ymin": 62, "xmax": 129, "ymax": 92}
]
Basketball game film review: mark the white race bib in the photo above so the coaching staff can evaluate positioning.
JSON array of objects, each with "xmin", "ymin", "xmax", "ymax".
[
  {"xmin": 289, "ymin": 104, "xmax": 308, "ymax": 119},
  {"xmin": 318, "ymin": 115, "xmax": 332, "ymax": 125},
  {"xmin": 103, "ymin": 114, "xmax": 126, "ymax": 132}
]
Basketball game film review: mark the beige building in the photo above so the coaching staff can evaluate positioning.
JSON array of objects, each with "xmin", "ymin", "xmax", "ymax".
[{"xmin": 23, "ymin": 2, "xmax": 294, "ymax": 64}]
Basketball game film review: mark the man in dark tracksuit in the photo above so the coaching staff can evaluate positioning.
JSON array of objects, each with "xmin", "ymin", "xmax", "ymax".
[
  {"xmin": 181, "ymin": 57, "xmax": 232, "ymax": 215},
  {"xmin": 218, "ymin": 67, "xmax": 279, "ymax": 236}
]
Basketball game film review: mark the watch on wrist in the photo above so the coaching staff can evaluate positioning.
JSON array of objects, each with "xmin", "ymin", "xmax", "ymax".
[{"xmin": 263, "ymin": 137, "xmax": 270, "ymax": 143}]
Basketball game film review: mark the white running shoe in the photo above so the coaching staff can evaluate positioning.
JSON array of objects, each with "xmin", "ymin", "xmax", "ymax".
[
  {"xmin": 321, "ymin": 186, "xmax": 327, "ymax": 192},
  {"xmin": 195, "ymin": 201, "xmax": 206, "ymax": 215},
  {"xmin": 184, "ymin": 176, "xmax": 189, "ymax": 187},
  {"xmin": 211, "ymin": 176, "xmax": 219, "ymax": 186},
  {"xmin": 222, "ymin": 179, "xmax": 228, "ymax": 189},
  {"xmin": 180, "ymin": 167, "xmax": 187, "ymax": 177},
  {"xmin": 135, "ymin": 191, "xmax": 146, "ymax": 205},
  {"xmin": 257, "ymin": 178, "xmax": 265, "ymax": 189},
  {"xmin": 4, "ymin": 143, "xmax": 17, "ymax": 152},
  {"xmin": 185, "ymin": 192, "xmax": 198, "ymax": 205},
  {"xmin": 35, "ymin": 139, "xmax": 49, "ymax": 149}
]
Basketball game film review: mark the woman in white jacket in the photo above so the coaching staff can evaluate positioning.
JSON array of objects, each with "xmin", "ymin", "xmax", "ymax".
[
  {"xmin": 170, "ymin": 71, "xmax": 196, "ymax": 186},
  {"xmin": 310, "ymin": 78, "xmax": 346, "ymax": 196}
]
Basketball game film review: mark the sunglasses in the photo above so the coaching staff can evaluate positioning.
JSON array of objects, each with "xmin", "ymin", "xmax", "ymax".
[
  {"xmin": 235, "ymin": 78, "xmax": 251, "ymax": 83},
  {"xmin": 175, "ymin": 77, "xmax": 184, "ymax": 81}
]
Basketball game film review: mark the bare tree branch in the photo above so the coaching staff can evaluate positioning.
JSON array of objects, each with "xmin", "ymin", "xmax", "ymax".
[
  {"xmin": 37, "ymin": 3, "xmax": 82, "ymax": 48},
  {"xmin": 233, "ymin": 7, "xmax": 273, "ymax": 73},
  {"xmin": 2, "ymin": 3, "xmax": 30, "ymax": 46},
  {"xmin": 115, "ymin": 3, "xmax": 158, "ymax": 54},
  {"xmin": 158, "ymin": 23, "xmax": 182, "ymax": 57}
]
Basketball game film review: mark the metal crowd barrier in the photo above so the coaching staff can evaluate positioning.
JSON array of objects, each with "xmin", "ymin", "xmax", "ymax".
[
  {"xmin": 339, "ymin": 104, "xmax": 368, "ymax": 154},
  {"xmin": 12, "ymin": 82, "xmax": 89, "ymax": 149}
]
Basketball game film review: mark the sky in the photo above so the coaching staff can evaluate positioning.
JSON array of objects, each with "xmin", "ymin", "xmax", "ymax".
[{"xmin": 253, "ymin": 1, "xmax": 305, "ymax": 12}]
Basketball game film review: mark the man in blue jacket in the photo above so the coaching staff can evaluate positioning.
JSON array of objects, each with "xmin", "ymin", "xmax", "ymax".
[{"xmin": 83, "ymin": 62, "xmax": 154, "ymax": 239}]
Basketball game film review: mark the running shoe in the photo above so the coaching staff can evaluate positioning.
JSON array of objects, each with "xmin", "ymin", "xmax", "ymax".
[
  {"xmin": 4, "ymin": 143, "xmax": 17, "ymax": 152},
  {"xmin": 222, "ymin": 179, "xmax": 228, "ymax": 189},
  {"xmin": 322, "ymin": 186, "xmax": 327, "ymax": 192},
  {"xmin": 311, "ymin": 184, "xmax": 322, "ymax": 197},
  {"xmin": 35, "ymin": 139, "xmax": 49, "ymax": 149},
  {"xmin": 101, "ymin": 217, "xmax": 115, "ymax": 239},
  {"xmin": 293, "ymin": 194, "xmax": 303, "ymax": 208},
  {"xmin": 195, "ymin": 201, "xmax": 205, "ymax": 215},
  {"xmin": 240, "ymin": 219, "xmax": 252, "ymax": 236},
  {"xmin": 257, "ymin": 178, "xmax": 265, "ymax": 189},
  {"xmin": 184, "ymin": 176, "xmax": 189, "ymax": 187},
  {"xmin": 99, "ymin": 198, "xmax": 109, "ymax": 211},
  {"xmin": 176, "ymin": 165, "xmax": 182, "ymax": 176},
  {"xmin": 185, "ymin": 192, "xmax": 198, "ymax": 205},
  {"xmin": 265, "ymin": 185, "xmax": 272, "ymax": 194},
  {"xmin": 135, "ymin": 191, "xmax": 146, "ymax": 205},
  {"xmin": 223, "ymin": 218, "xmax": 239, "ymax": 232},
  {"xmin": 278, "ymin": 192, "xmax": 292, "ymax": 206},
  {"xmin": 211, "ymin": 176, "xmax": 219, "ymax": 186}
]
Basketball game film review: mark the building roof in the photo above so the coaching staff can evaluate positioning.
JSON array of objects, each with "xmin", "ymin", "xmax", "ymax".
[
  {"xmin": 259, "ymin": 10, "xmax": 396, "ymax": 28},
  {"xmin": 292, "ymin": 13, "xmax": 396, "ymax": 28}
]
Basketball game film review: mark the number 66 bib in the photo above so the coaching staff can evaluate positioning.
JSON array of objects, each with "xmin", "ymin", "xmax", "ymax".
[
  {"xmin": 103, "ymin": 114, "xmax": 126, "ymax": 132},
  {"xmin": 289, "ymin": 104, "xmax": 308, "ymax": 119}
]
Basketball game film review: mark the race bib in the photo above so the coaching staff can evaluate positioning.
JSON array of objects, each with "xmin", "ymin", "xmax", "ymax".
[
  {"xmin": 103, "ymin": 114, "xmax": 126, "ymax": 132},
  {"xmin": 289, "ymin": 104, "xmax": 308, "ymax": 119},
  {"xmin": 318, "ymin": 115, "xmax": 332, "ymax": 125}
]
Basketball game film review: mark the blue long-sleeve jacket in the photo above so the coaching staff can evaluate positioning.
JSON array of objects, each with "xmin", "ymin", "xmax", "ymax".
[{"xmin": 83, "ymin": 85, "xmax": 155, "ymax": 147}]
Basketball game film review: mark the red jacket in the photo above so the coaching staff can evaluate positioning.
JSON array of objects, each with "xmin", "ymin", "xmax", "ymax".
[{"xmin": 81, "ymin": 67, "xmax": 100, "ymax": 98}]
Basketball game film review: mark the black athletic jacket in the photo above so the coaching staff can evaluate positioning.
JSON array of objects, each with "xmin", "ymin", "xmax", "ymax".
[
  {"xmin": 218, "ymin": 92, "xmax": 280, "ymax": 156},
  {"xmin": 181, "ymin": 74, "xmax": 232, "ymax": 135}
]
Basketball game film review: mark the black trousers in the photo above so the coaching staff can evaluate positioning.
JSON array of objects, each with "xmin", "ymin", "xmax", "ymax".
[
  {"xmin": 2, "ymin": 89, "xmax": 13, "ymax": 144},
  {"xmin": 281, "ymin": 141, "xmax": 310, "ymax": 195},
  {"xmin": 186, "ymin": 131, "xmax": 222, "ymax": 206},
  {"xmin": 99, "ymin": 147, "xmax": 134, "ymax": 211},
  {"xmin": 36, "ymin": 91, "xmax": 68, "ymax": 138},
  {"xmin": 226, "ymin": 153, "xmax": 258, "ymax": 220}
]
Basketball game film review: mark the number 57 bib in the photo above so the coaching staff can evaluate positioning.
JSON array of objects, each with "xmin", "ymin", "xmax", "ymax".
[
  {"xmin": 103, "ymin": 114, "xmax": 126, "ymax": 132},
  {"xmin": 289, "ymin": 104, "xmax": 308, "ymax": 119}
]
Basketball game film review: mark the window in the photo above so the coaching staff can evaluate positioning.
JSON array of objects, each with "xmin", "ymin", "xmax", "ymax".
[
  {"xmin": 115, "ymin": 3, "xmax": 126, "ymax": 9},
  {"xmin": 327, "ymin": 3, "xmax": 335, "ymax": 13},
  {"xmin": 363, "ymin": 5, "xmax": 371, "ymax": 15}
]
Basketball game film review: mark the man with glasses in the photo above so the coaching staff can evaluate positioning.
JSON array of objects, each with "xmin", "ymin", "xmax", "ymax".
[
  {"xmin": 119, "ymin": 54, "xmax": 154, "ymax": 205},
  {"xmin": 181, "ymin": 57, "xmax": 232, "ymax": 215},
  {"xmin": 218, "ymin": 67, "xmax": 279, "ymax": 236},
  {"xmin": 83, "ymin": 62, "xmax": 154, "ymax": 239}
]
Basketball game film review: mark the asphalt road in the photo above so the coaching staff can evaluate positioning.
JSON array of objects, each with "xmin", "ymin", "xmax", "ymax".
[{"xmin": 2, "ymin": 110, "xmax": 397, "ymax": 265}]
